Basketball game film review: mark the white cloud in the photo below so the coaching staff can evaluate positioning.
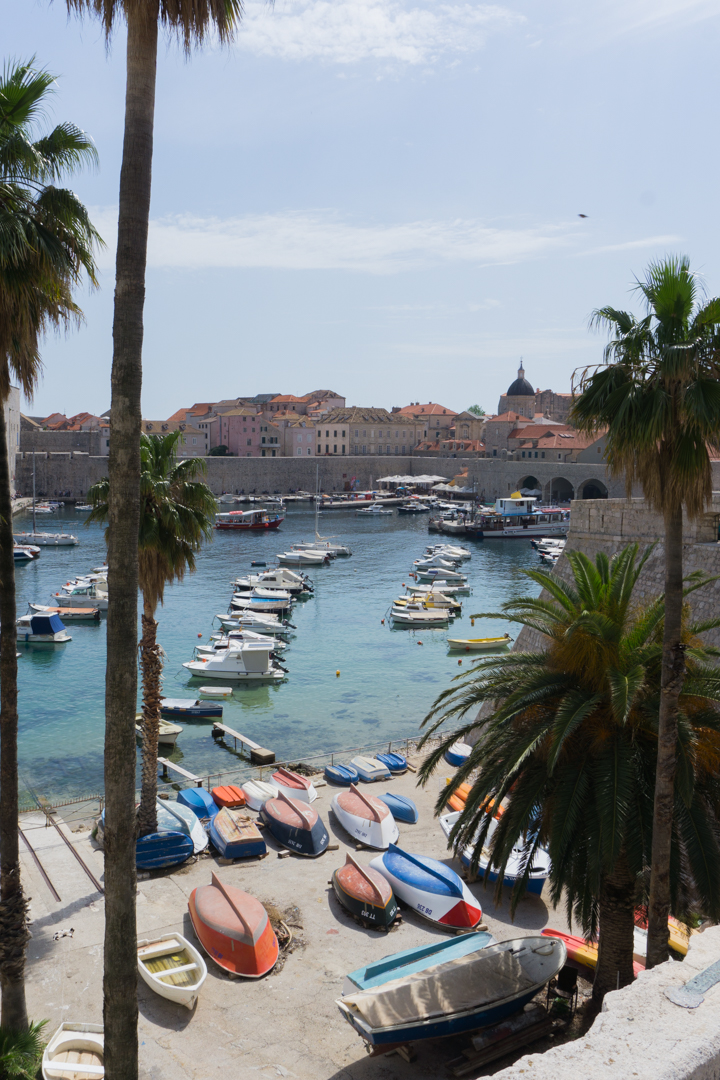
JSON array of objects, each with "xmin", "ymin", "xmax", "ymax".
[
  {"xmin": 92, "ymin": 209, "xmax": 575, "ymax": 274},
  {"xmin": 236, "ymin": 0, "xmax": 523, "ymax": 65},
  {"xmin": 580, "ymin": 235, "xmax": 682, "ymax": 256}
]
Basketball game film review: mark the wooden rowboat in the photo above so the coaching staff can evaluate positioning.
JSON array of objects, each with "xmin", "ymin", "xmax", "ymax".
[
  {"xmin": 332, "ymin": 853, "xmax": 398, "ymax": 930},
  {"xmin": 137, "ymin": 933, "xmax": 207, "ymax": 1009},
  {"xmin": 209, "ymin": 808, "xmax": 266, "ymax": 859},
  {"xmin": 447, "ymin": 634, "xmax": 512, "ymax": 651},
  {"xmin": 189, "ymin": 873, "xmax": 279, "ymax": 978},
  {"xmin": 42, "ymin": 1023, "xmax": 104, "ymax": 1080}
]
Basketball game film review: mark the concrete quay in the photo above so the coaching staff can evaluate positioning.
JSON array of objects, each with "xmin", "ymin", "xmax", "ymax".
[{"xmin": 21, "ymin": 762, "xmax": 577, "ymax": 1080}]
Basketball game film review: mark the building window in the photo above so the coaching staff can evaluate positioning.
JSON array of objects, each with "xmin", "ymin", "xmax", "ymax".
[
  {"xmin": 326, "ymin": 430, "xmax": 329, "ymax": 438},
  {"xmin": 402, "ymin": 446, "xmax": 406, "ymax": 454},
  {"xmin": 326, "ymin": 445, "xmax": 329, "ymax": 454},
  {"xmin": 541, "ymin": 452, "xmax": 545, "ymax": 459},
  {"xmin": 355, "ymin": 429, "xmax": 359, "ymax": 437},
  {"xmin": 307, "ymin": 433, "xmax": 312, "ymax": 442},
  {"xmin": 334, "ymin": 430, "xmax": 337, "ymax": 438},
  {"xmin": 342, "ymin": 445, "xmax": 345, "ymax": 454},
  {"xmin": 297, "ymin": 448, "xmax": 302, "ymax": 456},
  {"xmin": 378, "ymin": 446, "xmax": 382, "ymax": 454},
  {"xmin": 333, "ymin": 444, "xmax": 337, "ymax": 454},
  {"xmin": 363, "ymin": 429, "xmax": 367, "ymax": 436},
  {"xmin": 246, "ymin": 452, "xmax": 252, "ymax": 457},
  {"xmin": 272, "ymin": 450, "xmax": 276, "ymax": 457},
  {"xmin": 394, "ymin": 446, "xmax": 399, "ymax": 455},
  {"xmin": 342, "ymin": 430, "xmax": 345, "ymax": 437},
  {"xmin": 307, "ymin": 448, "xmax": 311, "ymax": 455},
  {"xmin": 247, "ymin": 439, "xmax": 252, "ymax": 446},
  {"xmin": 493, "ymin": 449, "xmax": 497, "ymax": 457},
  {"xmin": 261, "ymin": 437, "xmax": 266, "ymax": 444},
  {"xmin": 252, "ymin": 427, "xmax": 255, "ymax": 432},
  {"xmin": 362, "ymin": 445, "xmax": 367, "ymax": 454},
  {"xmin": 386, "ymin": 445, "xmax": 390, "ymax": 454},
  {"xmin": 521, "ymin": 451, "xmax": 525, "ymax": 458}
]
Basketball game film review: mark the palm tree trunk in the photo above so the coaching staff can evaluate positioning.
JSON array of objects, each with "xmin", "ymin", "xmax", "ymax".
[
  {"xmin": 0, "ymin": 404, "xmax": 29, "ymax": 1032},
  {"xmin": 647, "ymin": 502, "xmax": 685, "ymax": 969},
  {"xmin": 103, "ymin": 6, "xmax": 158, "ymax": 1079},
  {"xmin": 137, "ymin": 602, "xmax": 160, "ymax": 838},
  {"xmin": 593, "ymin": 854, "xmax": 636, "ymax": 1006}
]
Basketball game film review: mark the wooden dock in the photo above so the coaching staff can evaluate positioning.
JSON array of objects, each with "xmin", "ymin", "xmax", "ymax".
[
  {"xmin": 157, "ymin": 758, "xmax": 203, "ymax": 785},
  {"xmin": 212, "ymin": 723, "xmax": 275, "ymax": 765}
]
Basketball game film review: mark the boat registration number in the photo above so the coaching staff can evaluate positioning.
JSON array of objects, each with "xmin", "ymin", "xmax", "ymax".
[
  {"xmin": 416, "ymin": 904, "xmax": 433, "ymax": 916},
  {"xmin": 361, "ymin": 910, "xmax": 376, "ymax": 920}
]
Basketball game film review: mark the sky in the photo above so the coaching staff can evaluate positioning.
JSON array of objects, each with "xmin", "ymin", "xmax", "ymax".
[{"xmin": 6, "ymin": 0, "xmax": 720, "ymax": 419}]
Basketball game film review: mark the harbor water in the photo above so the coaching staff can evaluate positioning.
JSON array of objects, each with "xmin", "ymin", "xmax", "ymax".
[{"xmin": 14, "ymin": 504, "xmax": 541, "ymax": 804}]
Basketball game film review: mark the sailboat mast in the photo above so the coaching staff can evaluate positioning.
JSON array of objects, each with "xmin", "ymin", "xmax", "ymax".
[{"xmin": 32, "ymin": 444, "xmax": 36, "ymax": 533}]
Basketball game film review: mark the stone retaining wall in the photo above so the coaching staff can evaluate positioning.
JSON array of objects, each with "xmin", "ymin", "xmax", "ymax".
[{"xmin": 493, "ymin": 926, "xmax": 720, "ymax": 1079}]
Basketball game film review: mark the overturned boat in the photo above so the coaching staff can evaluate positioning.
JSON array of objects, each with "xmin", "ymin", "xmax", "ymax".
[
  {"xmin": 331, "ymin": 785, "xmax": 399, "ymax": 850},
  {"xmin": 332, "ymin": 853, "xmax": 398, "ymax": 930},
  {"xmin": 260, "ymin": 792, "xmax": 329, "ymax": 856},
  {"xmin": 189, "ymin": 873, "xmax": 279, "ymax": 978}
]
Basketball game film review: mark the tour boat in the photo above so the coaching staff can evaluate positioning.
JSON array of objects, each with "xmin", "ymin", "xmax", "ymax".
[
  {"xmin": 350, "ymin": 756, "xmax": 391, "ymax": 782},
  {"xmin": 136, "ymin": 831, "xmax": 193, "ymax": 871},
  {"xmin": 444, "ymin": 740, "xmax": 473, "ymax": 767},
  {"xmin": 343, "ymin": 930, "xmax": 496, "ymax": 994},
  {"xmin": 337, "ymin": 936, "xmax": 566, "ymax": 1047},
  {"xmin": 377, "ymin": 793, "xmax": 418, "ymax": 823},
  {"xmin": 183, "ymin": 644, "xmax": 286, "ymax": 683},
  {"xmin": 212, "ymin": 784, "xmax": 246, "ymax": 808},
  {"xmin": 260, "ymin": 792, "xmax": 329, "ymax": 856},
  {"xmin": 331, "ymin": 785, "xmax": 399, "ymax": 850},
  {"xmin": 375, "ymin": 753, "xmax": 407, "ymax": 775},
  {"xmin": 137, "ymin": 933, "xmax": 207, "ymax": 1009},
  {"xmin": 189, "ymin": 873, "xmax": 279, "ymax": 978},
  {"xmin": 241, "ymin": 779, "xmax": 279, "ymax": 811},
  {"xmin": 13, "ymin": 531, "xmax": 78, "ymax": 546},
  {"xmin": 135, "ymin": 717, "xmax": 183, "ymax": 747},
  {"xmin": 324, "ymin": 763, "xmax": 360, "ymax": 786},
  {"xmin": 447, "ymin": 634, "xmax": 512, "ymax": 651},
  {"xmin": 370, "ymin": 844, "xmax": 483, "ymax": 930},
  {"xmin": 29, "ymin": 603, "xmax": 100, "ymax": 622},
  {"xmin": 293, "ymin": 539, "xmax": 352, "ymax": 556},
  {"xmin": 209, "ymin": 808, "xmax": 267, "ymax": 860},
  {"xmin": 159, "ymin": 697, "xmax": 223, "ymax": 719},
  {"xmin": 463, "ymin": 497, "xmax": 569, "ymax": 541},
  {"xmin": 178, "ymin": 787, "xmax": 218, "ymax": 821},
  {"xmin": 439, "ymin": 810, "xmax": 550, "ymax": 896},
  {"xmin": 426, "ymin": 544, "xmax": 471, "ymax": 560},
  {"xmin": 214, "ymin": 509, "xmax": 284, "ymax": 531},
  {"xmin": 42, "ymin": 1023, "xmax": 104, "ymax": 1080},
  {"xmin": 16, "ymin": 613, "xmax": 71, "ymax": 644},
  {"xmin": 332, "ymin": 853, "xmax": 398, "ymax": 930},
  {"xmin": 270, "ymin": 767, "xmax": 318, "ymax": 803}
]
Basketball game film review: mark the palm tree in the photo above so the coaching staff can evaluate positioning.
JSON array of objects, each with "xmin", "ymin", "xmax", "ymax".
[
  {"xmin": 571, "ymin": 256, "xmax": 720, "ymax": 967},
  {"xmin": 87, "ymin": 431, "xmax": 215, "ymax": 834},
  {"xmin": 418, "ymin": 546, "xmax": 720, "ymax": 1005},
  {"xmin": 0, "ymin": 60, "xmax": 100, "ymax": 1032},
  {"xmin": 62, "ymin": 3, "xmax": 240, "ymax": 1073}
]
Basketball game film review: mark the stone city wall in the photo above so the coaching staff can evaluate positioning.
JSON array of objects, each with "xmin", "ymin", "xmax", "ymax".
[
  {"xmin": 515, "ymin": 496, "xmax": 720, "ymax": 652},
  {"xmin": 19, "ymin": 429, "xmax": 107, "ymax": 455}
]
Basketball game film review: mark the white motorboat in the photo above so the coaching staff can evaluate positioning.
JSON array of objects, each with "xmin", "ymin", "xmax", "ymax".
[
  {"xmin": 14, "ymin": 544, "xmax": 39, "ymax": 562},
  {"xmin": 293, "ymin": 539, "xmax": 352, "ymax": 556},
  {"xmin": 355, "ymin": 504, "xmax": 393, "ymax": 516},
  {"xmin": 53, "ymin": 582, "xmax": 108, "ymax": 610},
  {"xmin": 407, "ymin": 583, "xmax": 469, "ymax": 597},
  {"xmin": 198, "ymin": 685, "xmax": 233, "ymax": 697},
  {"xmin": 16, "ymin": 613, "xmax": 72, "ymax": 643},
  {"xmin": 75, "ymin": 504, "xmax": 94, "ymax": 511},
  {"xmin": 13, "ymin": 531, "xmax": 79, "ymax": 547},
  {"xmin": 28, "ymin": 603, "xmax": 100, "ymax": 622},
  {"xmin": 197, "ymin": 633, "xmax": 286, "ymax": 657},
  {"xmin": 42, "ymin": 1023, "xmax": 104, "ymax": 1080},
  {"xmin": 414, "ymin": 568, "xmax": 467, "ymax": 583},
  {"xmin": 231, "ymin": 595, "xmax": 293, "ymax": 614},
  {"xmin": 395, "ymin": 592, "xmax": 460, "ymax": 612},
  {"xmin": 233, "ymin": 568, "xmax": 313, "ymax": 595},
  {"xmin": 183, "ymin": 643, "xmax": 286, "ymax": 683},
  {"xmin": 137, "ymin": 933, "xmax": 207, "ymax": 1009},
  {"xmin": 391, "ymin": 604, "xmax": 450, "ymax": 626},
  {"xmin": 241, "ymin": 779, "xmax": 279, "ymax": 810},
  {"xmin": 277, "ymin": 550, "xmax": 330, "ymax": 566},
  {"xmin": 413, "ymin": 557, "xmax": 459, "ymax": 572},
  {"xmin": 426, "ymin": 544, "xmax": 471, "ymax": 560}
]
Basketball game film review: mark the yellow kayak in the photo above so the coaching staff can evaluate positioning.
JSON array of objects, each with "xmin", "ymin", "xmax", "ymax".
[
  {"xmin": 447, "ymin": 634, "xmax": 512, "ymax": 651},
  {"xmin": 633, "ymin": 910, "xmax": 697, "ymax": 956}
]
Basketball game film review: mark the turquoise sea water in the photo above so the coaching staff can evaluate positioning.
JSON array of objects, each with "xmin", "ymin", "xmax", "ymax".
[{"xmin": 14, "ymin": 504, "xmax": 541, "ymax": 803}]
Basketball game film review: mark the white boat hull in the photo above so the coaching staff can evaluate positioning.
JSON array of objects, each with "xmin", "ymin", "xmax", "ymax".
[
  {"xmin": 14, "ymin": 532, "xmax": 78, "ymax": 546},
  {"xmin": 242, "ymin": 780, "xmax": 279, "ymax": 810},
  {"xmin": 137, "ymin": 933, "xmax": 207, "ymax": 1009},
  {"xmin": 183, "ymin": 661, "xmax": 284, "ymax": 682},
  {"xmin": 331, "ymin": 795, "xmax": 399, "ymax": 849},
  {"xmin": 42, "ymin": 1023, "xmax": 104, "ymax": 1080}
]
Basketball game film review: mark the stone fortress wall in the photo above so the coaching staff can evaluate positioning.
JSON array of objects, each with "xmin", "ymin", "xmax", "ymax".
[{"xmin": 515, "ymin": 496, "xmax": 720, "ymax": 652}]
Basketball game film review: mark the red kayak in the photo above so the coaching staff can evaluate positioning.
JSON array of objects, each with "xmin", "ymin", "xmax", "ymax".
[{"xmin": 189, "ymin": 873, "xmax": 278, "ymax": 977}]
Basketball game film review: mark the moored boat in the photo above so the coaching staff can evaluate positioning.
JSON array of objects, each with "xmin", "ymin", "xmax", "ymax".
[
  {"xmin": 447, "ymin": 634, "xmax": 512, "ymax": 651},
  {"xmin": 343, "ymin": 930, "xmax": 496, "ymax": 993},
  {"xmin": 332, "ymin": 853, "xmax": 398, "ymax": 930},
  {"xmin": 241, "ymin": 779, "xmax": 279, "ymax": 811},
  {"xmin": 331, "ymin": 785, "xmax": 399, "ymax": 850},
  {"xmin": 350, "ymin": 756, "xmax": 391, "ymax": 782},
  {"xmin": 324, "ymin": 763, "xmax": 359, "ymax": 786},
  {"xmin": 270, "ymin": 767, "xmax": 318, "ymax": 803},
  {"xmin": 137, "ymin": 933, "xmax": 207, "ymax": 1009},
  {"xmin": 214, "ymin": 509, "xmax": 284, "ymax": 530},
  {"xmin": 377, "ymin": 792, "xmax": 418, "ymax": 824},
  {"xmin": 210, "ymin": 808, "xmax": 267, "ymax": 859},
  {"xmin": 16, "ymin": 613, "xmax": 71, "ymax": 644},
  {"xmin": 199, "ymin": 685, "xmax": 234, "ymax": 697},
  {"xmin": 160, "ymin": 697, "xmax": 223, "ymax": 719},
  {"xmin": 370, "ymin": 844, "xmax": 482, "ymax": 930},
  {"xmin": 29, "ymin": 603, "xmax": 100, "ymax": 622},
  {"xmin": 260, "ymin": 792, "xmax": 329, "ymax": 856},
  {"xmin": 135, "ymin": 717, "xmax": 183, "ymax": 747},
  {"xmin": 42, "ymin": 1023, "xmax": 104, "ymax": 1080},
  {"xmin": 337, "ymin": 935, "xmax": 566, "ymax": 1047},
  {"xmin": 189, "ymin": 873, "xmax": 279, "ymax": 977}
]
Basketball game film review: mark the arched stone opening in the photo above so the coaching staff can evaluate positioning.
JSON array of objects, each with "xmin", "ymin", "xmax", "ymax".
[
  {"xmin": 517, "ymin": 475, "xmax": 541, "ymax": 496},
  {"xmin": 546, "ymin": 476, "xmax": 574, "ymax": 503},
  {"xmin": 580, "ymin": 479, "xmax": 608, "ymax": 500}
]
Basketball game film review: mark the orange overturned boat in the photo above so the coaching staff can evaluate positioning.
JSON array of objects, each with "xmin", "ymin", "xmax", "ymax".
[
  {"xmin": 188, "ymin": 873, "xmax": 278, "ymax": 978},
  {"xmin": 332, "ymin": 853, "xmax": 397, "ymax": 930},
  {"xmin": 212, "ymin": 785, "xmax": 246, "ymax": 809}
]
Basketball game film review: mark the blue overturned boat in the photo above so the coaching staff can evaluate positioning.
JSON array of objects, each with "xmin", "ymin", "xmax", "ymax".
[
  {"xmin": 324, "ymin": 764, "xmax": 359, "ymax": 786},
  {"xmin": 376, "ymin": 753, "xmax": 407, "ymax": 775},
  {"xmin": 136, "ymin": 831, "xmax": 194, "ymax": 871},
  {"xmin": 444, "ymin": 740, "xmax": 472, "ymax": 768},
  {"xmin": 337, "ymin": 935, "xmax": 566, "ymax": 1047},
  {"xmin": 370, "ymin": 845, "xmax": 483, "ymax": 930},
  {"xmin": 343, "ymin": 930, "xmax": 495, "ymax": 993},
  {"xmin": 377, "ymin": 793, "xmax": 418, "ymax": 824},
  {"xmin": 160, "ymin": 697, "xmax": 223, "ymax": 719},
  {"xmin": 178, "ymin": 788, "xmax": 218, "ymax": 820},
  {"xmin": 210, "ymin": 807, "xmax": 266, "ymax": 859}
]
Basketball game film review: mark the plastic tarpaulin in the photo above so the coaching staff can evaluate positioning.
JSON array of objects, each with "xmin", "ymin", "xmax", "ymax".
[{"xmin": 343, "ymin": 949, "xmax": 534, "ymax": 1030}]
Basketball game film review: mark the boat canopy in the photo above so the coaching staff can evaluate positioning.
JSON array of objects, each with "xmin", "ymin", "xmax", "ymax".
[{"xmin": 30, "ymin": 614, "xmax": 65, "ymax": 634}]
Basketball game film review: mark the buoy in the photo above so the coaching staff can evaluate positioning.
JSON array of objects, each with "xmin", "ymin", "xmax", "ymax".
[
  {"xmin": 471, "ymin": 618, "xmax": 475, "ymax": 626},
  {"xmin": 466, "ymin": 645, "xmax": 470, "ymax": 652},
  {"xmin": 381, "ymin": 619, "xmax": 385, "ymax": 624},
  {"xmin": 336, "ymin": 670, "xmax": 340, "ymax": 677},
  {"xmin": 458, "ymin": 659, "xmax": 463, "ymax": 665},
  {"xmin": 198, "ymin": 633, "xmax": 203, "ymax": 638},
  {"xmin": 417, "ymin": 641, "xmax": 423, "ymax": 646}
]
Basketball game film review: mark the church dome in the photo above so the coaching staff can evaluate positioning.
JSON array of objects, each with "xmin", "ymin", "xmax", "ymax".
[{"xmin": 506, "ymin": 365, "xmax": 534, "ymax": 397}]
